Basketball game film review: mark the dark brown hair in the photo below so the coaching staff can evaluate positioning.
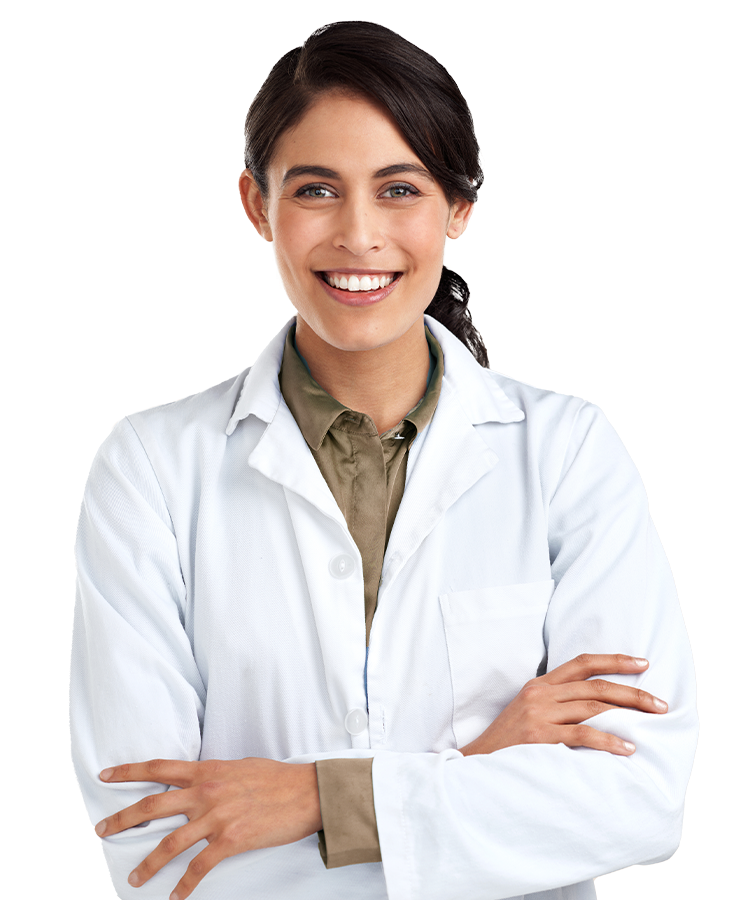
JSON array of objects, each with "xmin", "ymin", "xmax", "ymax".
[{"xmin": 244, "ymin": 21, "xmax": 489, "ymax": 367}]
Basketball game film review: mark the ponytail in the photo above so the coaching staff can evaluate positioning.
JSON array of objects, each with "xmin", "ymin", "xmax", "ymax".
[{"xmin": 425, "ymin": 267, "xmax": 489, "ymax": 368}]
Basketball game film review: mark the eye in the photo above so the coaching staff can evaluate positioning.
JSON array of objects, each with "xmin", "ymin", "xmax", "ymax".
[
  {"xmin": 380, "ymin": 183, "xmax": 420, "ymax": 199},
  {"xmin": 295, "ymin": 183, "xmax": 336, "ymax": 199}
]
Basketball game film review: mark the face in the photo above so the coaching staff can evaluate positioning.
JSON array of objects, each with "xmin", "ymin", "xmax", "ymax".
[{"xmin": 239, "ymin": 92, "xmax": 472, "ymax": 358}]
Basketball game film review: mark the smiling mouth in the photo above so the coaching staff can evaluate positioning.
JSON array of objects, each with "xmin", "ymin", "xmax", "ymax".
[{"xmin": 319, "ymin": 272, "xmax": 401, "ymax": 292}]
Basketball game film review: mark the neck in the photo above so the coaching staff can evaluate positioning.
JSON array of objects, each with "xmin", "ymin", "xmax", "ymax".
[{"xmin": 295, "ymin": 317, "xmax": 431, "ymax": 434}]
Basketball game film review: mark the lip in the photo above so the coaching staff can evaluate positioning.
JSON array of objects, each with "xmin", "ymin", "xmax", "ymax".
[
  {"xmin": 316, "ymin": 272, "xmax": 401, "ymax": 307},
  {"xmin": 322, "ymin": 268, "xmax": 398, "ymax": 276}
]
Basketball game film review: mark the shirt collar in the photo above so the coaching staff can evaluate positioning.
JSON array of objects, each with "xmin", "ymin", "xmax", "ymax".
[
  {"xmin": 225, "ymin": 314, "xmax": 524, "ymax": 437},
  {"xmin": 279, "ymin": 324, "xmax": 444, "ymax": 451},
  {"xmin": 279, "ymin": 325, "xmax": 349, "ymax": 451}
]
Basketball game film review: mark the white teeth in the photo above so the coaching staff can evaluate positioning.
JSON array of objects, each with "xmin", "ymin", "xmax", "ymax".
[{"xmin": 324, "ymin": 273, "xmax": 395, "ymax": 291}]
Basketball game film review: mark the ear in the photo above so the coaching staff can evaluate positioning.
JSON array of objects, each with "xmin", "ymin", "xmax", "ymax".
[
  {"xmin": 239, "ymin": 169, "xmax": 273, "ymax": 242},
  {"xmin": 446, "ymin": 198, "xmax": 474, "ymax": 240}
]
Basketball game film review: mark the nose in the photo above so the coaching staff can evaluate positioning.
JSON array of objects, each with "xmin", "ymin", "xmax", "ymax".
[{"xmin": 332, "ymin": 194, "xmax": 385, "ymax": 256}]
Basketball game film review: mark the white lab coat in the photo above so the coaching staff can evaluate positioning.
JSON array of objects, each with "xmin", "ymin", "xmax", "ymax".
[{"xmin": 71, "ymin": 315, "xmax": 697, "ymax": 900}]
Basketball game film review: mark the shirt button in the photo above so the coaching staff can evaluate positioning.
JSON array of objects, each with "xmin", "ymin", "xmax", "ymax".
[
  {"xmin": 344, "ymin": 708, "xmax": 368, "ymax": 735},
  {"xmin": 329, "ymin": 554, "xmax": 356, "ymax": 579}
]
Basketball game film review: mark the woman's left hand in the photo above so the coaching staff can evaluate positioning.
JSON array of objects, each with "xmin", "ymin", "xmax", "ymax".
[{"xmin": 94, "ymin": 757, "xmax": 322, "ymax": 900}]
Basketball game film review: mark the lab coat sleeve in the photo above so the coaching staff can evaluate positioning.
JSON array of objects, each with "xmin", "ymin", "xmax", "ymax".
[
  {"xmin": 372, "ymin": 402, "xmax": 698, "ymax": 900},
  {"xmin": 70, "ymin": 417, "xmax": 209, "ymax": 899}
]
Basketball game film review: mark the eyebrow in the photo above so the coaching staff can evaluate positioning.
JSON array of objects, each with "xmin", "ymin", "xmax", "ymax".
[{"xmin": 281, "ymin": 162, "xmax": 435, "ymax": 186}]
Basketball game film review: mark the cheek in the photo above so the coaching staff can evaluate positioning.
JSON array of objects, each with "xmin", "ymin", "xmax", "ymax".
[
  {"xmin": 273, "ymin": 214, "xmax": 322, "ymax": 277},
  {"xmin": 393, "ymin": 207, "xmax": 449, "ymax": 266}
]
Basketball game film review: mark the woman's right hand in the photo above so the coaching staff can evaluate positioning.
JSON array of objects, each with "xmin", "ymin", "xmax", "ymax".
[{"xmin": 459, "ymin": 654, "xmax": 668, "ymax": 758}]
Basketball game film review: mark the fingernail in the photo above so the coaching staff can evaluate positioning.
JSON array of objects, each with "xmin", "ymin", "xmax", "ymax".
[
  {"xmin": 633, "ymin": 658, "xmax": 648, "ymax": 667},
  {"xmin": 128, "ymin": 871, "xmax": 141, "ymax": 887},
  {"xmin": 654, "ymin": 698, "xmax": 668, "ymax": 711},
  {"xmin": 100, "ymin": 767, "xmax": 114, "ymax": 781},
  {"xmin": 169, "ymin": 892, "xmax": 181, "ymax": 900},
  {"xmin": 622, "ymin": 741, "xmax": 636, "ymax": 753},
  {"xmin": 94, "ymin": 820, "xmax": 107, "ymax": 836}
]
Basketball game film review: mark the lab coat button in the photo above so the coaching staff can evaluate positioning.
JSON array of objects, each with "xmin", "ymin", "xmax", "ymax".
[
  {"xmin": 329, "ymin": 554, "xmax": 356, "ymax": 579},
  {"xmin": 344, "ymin": 708, "xmax": 368, "ymax": 734}
]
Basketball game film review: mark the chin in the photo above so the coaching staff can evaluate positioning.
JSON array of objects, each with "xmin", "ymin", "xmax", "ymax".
[{"xmin": 294, "ymin": 297, "xmax": 430, "ymax": 358}]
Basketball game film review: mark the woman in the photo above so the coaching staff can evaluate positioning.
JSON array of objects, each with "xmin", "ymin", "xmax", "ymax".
[{"xmin": 71, "ymin": 21, "xmax": 697, "ymax": 900}]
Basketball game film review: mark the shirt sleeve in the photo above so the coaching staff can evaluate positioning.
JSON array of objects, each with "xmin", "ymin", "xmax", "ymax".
[
  {"xmin": 315, "ymin": 758, "xmax": 381, "ymax": 867},
  {"xmin": 70, "ymin": 418, "xmax": 209, "ymax": 898},
  {"xmin": 370, "ymin": 402, "xmax": 698, "ymax": 900}
]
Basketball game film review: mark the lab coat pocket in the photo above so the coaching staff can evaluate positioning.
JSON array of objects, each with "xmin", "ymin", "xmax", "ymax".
[{"xmin": 440, "ymin": 579, "xmax": 554, "ymax": 748}]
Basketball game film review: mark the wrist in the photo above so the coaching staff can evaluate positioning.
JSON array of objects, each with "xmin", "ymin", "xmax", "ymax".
[
  {"xmin": 458, "ymin": 740, "xmax": 481, "ymax": 756},
  {"xmin": 301, "ymin": 762, "xmax": 323, "ymax": 833},
  {"xmin": 459, "ymin": 728, "xmax": 503, "ymax": 756}
]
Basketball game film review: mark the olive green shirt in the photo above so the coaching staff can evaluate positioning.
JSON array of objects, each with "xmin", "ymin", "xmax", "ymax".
[{"xmin": 278, "ymin": 324, "xmax": 444, "ymax": 868}]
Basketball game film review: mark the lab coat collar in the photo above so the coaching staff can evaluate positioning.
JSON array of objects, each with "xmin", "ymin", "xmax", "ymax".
[
  {"xmin": 423, "ymin": 316, "xmax": 525, "ymax": 426},
  {"xmin": 225, "ymin": 315, "xmax": 525, "ymax": 437},
  {"xmin": 225, "ymin": 319, "xmax": 291, "ymax": 436}
]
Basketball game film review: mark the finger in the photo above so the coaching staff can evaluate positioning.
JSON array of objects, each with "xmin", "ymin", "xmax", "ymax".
[
  {"xmin": 168, "ymin": 841, "xmax": 227, "ymax": 900},
  {"xmin": 95, "ymin": 788, "xmax": 187, "ymax": 836},
  {"xmin": 554, "ymin": 700, "xmax": 652, "ymax": 724},
  {"xmin": 126, "ymin": 820, "xmax": 208, "ymax": 889},
  {"xmin": 553, "ymin": 679, "xmax": 668, "ymax": 714},
  {"xmin": 543, "ymin": 653, "xmax": 649, "ymax": 686},
  {"xmin": 558, "ymin": 723, "xmax": 637, "ymax": 756},
  {"xmin": 100, "ymin": 758, "xmax": 198, "ymax": 788}
]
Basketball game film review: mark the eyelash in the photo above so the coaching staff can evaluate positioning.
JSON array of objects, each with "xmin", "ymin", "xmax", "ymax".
[{"xmin": 294, "ymin": 182, "xmax": 420, "ymax": 200}]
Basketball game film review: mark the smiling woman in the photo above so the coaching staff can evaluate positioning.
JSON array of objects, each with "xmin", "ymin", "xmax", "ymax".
[
  {"xmin": 70, "ymin": 20, "xmax": 697, "ymax": 900},
  {"xmin": 239, "ymin": 90, "xmax": 473, "ymax": 429},
  {"xmin": 242, "ymin": 21, "xmax": 488, "ymax": 370}
]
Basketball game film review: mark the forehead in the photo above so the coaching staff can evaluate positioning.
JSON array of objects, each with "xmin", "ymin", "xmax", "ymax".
[{"xmin": 269, "ymin": 92, "xmax": 424, "ymax": 177}]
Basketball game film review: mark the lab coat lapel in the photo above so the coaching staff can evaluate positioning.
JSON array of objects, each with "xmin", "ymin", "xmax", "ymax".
[
  {"xmin": 380, "ymin": 378, "xmax": 499, "ymax": 592},
  {"xmin": 380, "ymin": 316, "xmax": 525, "ymax": 592},
  {"xmin": 244, "ymin": 382, "xmax": 365, "ymax": 724},
  {"xmin": 245, "ymin": 398, "xmax": 346, "ymax": 528},
  {"xmin": 230, "ymin": 317, "xmax": 345, "ymax": 526}
]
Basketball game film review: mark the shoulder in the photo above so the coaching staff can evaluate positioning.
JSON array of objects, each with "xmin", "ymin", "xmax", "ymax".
[
  {"xmin": 126, "ymin": 369, "xmax": 250, "ymax": 446},
  {"xmin": 428, "ymin": 314, "xmax": 597, "ymax": 435},
  {"xmin": 487, "ymin": 368, "xmax": 589, "ymax": 424},
  {"xmin": 480, "ymin": 369, "xmax": 639, "ymax": 503},
  {"xmin": 87, "ymin": 369, "xmax": 252, "ymax": 504},
  {"xmin": 125, "ymin": 367, "xmax": 252, "ymax": 434}
]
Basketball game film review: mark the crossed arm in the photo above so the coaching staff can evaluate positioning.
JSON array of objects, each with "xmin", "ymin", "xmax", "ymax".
[{"xmin": 94, "ymin": 653, "xmax": 668, "ymax": 900}]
